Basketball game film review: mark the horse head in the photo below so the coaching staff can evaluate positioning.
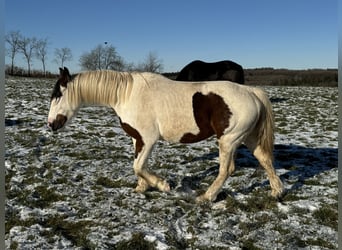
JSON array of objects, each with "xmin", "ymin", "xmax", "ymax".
[{"xmin": 47, "ymin": 67, "xmax": 77, "ymax": 131}]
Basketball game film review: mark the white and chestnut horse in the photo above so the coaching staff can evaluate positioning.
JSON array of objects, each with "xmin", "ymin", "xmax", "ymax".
[{"xmin": 48, "ymin": 67, "xmax": 283, "ymax": 202}]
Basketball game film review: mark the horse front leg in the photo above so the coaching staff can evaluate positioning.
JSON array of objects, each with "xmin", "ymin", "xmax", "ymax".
[{"xmin": 132, "ymin": 140, "xmax": 170, "ymax": 193}]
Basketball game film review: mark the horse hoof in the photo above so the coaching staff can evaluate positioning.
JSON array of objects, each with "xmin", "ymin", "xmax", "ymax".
[
  {"xmin": 161, "ymin": 181, "xmax": 170, "ymax": 192},
  {"xmin": 272, "ymin": 188, "xmax": 286, "ymax": 202},
  {"xmin": 135, "ymin": 177, "xmax": 149, "ymax": 193},
  {"xmin": 135, "ymin": 185, "xmax": 148, "ymax": 193},
  {"xmin": 196, "ymin": 194, "xmax": 209, "ymax": 203},
  {"xmin": 135, "ymin": 187, "xmax": 145, "ymax": 193},
  {"xmin": 271, "ymin": 186, "xmax": 284, "ymax": 199}
]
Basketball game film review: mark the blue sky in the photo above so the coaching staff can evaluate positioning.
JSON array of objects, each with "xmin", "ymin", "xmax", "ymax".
[{"xmin": 5, "ymin": 0, "xmax": 337, "ymax": 73}]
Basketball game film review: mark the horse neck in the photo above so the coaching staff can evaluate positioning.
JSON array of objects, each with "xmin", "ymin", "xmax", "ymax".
[{"xmin": 72, "ymin": 71, "xmax": 133, "ymax": 108}]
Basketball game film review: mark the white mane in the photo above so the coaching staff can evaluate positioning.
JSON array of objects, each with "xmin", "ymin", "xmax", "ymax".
[{"xmin": 70, "ymin": 70, "xmax": 134, "ymax": 107}]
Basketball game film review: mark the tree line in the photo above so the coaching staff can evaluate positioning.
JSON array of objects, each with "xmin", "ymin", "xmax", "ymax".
[
  {"xmin": 78, "ymin": 44, "xmax": 163, "ymax": 73},
  {"xmin": 5, "ymin": 30, "xmax": 163, "ymax": 77},
  {"xmin": 6, "ymin": 30, "xmax": 337, "ymax": 86},
  {"xmin": 5, "ymin": 31, "xmax": 73, "ymax": 76},
  {"xmin": 244, "ymin": 68, "xmax": 338, "ymax": 86}
]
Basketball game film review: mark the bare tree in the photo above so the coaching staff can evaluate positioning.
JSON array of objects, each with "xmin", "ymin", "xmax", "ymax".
[
  {"xmin": 136, "ymin": 52, "xmax": 163, "ymax": 73},
  {"xmin": 79, "ymin": 44, "xmax": 124, "ymax": 70},
  {"xmin": 54, "ymin": 47, "xmax": 72, "ymax": 67},
  {"xmin": 18, "ymin": 36, "xmax": 38, "ymax": 76},
  {"xmin": 35, "ymin": 38, "xmax": 49, "ymax": 76},
  {"xmin": 79, "ymin": 52, "xmax": 96, "ymax": 71},
  {"xmin": 124, "ymin": 62, "xmax": 136, "ymax": 72},
  {"xmin": 5, "ymin": 30, "xmax": 22, "ymax": 75}
]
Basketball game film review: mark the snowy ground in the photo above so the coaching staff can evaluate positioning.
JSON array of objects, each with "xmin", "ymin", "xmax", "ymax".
[{"xmin": 5, "ymin": 77, "xmax": 337, "ymax": 249}]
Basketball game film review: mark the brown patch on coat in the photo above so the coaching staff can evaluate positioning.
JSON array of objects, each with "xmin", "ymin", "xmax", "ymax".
[
  {"xmin": 180, "ymin": 92, "xmax": 232, "ymax": 143},
  {"xmin": 119, "ymin": 119, "xmax": 144, "ymax": 158}
]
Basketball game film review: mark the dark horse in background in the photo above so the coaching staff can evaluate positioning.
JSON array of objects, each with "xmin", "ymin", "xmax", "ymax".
[{"xmin": 176, "ymin": 60, "xmax": 245, "ymax": 84}]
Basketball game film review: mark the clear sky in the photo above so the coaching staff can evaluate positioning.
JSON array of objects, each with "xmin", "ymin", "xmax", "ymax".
[{"xmin": 5, "ymin": 0, "xmax": 337, "ymax": 73}]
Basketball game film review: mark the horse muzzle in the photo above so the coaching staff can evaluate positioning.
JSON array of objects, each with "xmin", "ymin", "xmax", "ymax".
[{"xmin": 48, "ymin": 114, "xmax": 67, "ymax": 131}]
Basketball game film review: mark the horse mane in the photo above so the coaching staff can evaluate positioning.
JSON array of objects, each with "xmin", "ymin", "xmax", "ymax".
[{"xmin": 71, "ymin": 70, "xmax": 134, "ymax": 106}]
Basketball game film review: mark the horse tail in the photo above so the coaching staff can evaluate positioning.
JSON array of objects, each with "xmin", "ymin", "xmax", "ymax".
[{"xmin": 251, "ymin": 88, "xmax": 275, "ymax": 158}]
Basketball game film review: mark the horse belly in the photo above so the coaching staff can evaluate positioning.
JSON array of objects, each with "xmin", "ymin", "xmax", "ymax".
[{"xmin": 158, "ymin": 110, "xmax": 201, "ymax": 143}]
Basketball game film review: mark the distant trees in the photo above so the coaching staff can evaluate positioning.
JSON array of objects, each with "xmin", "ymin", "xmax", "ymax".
[
  {"xmin": 5, "ymin": 30, "xmax": 165, "ymax": 76},
  {"xmin": 79, "ymin": 44, "xmax": 163, "ymax": 73},
  {"xmin": 135, "ymin": 52, "xmax": 163, "ymax": 73},
  {"xmin": 35, "ymin": 38, "xmax": 49, "ymax": 76},
  {"xmin": 5, "ymin": 31, "xmax": 22, "ymax": 75},
  {"xmin": 53, "ymin": 47, "xmax": 73, "ymax": 68},
  {"xmin": 6, "ymin": 31, "xmax": 49, "ymax": 76},
  {"xmin": 5, "ymin": 30, "xmax": 72, "ymax": 76},
  {"xmin": 244, "ymin": 68, "xmax": 338, "ymax": 86},
  {"xmin": 79, "ymin": 44, "xmax": 124, "ymax": 71},
  {"xmin": 18, "ymin": 36, "xmax": 38, "ymax": 76}
]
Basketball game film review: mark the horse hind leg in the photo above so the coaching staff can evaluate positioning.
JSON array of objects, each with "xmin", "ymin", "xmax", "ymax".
[{"xmin": 245, "ymin": 137, "xmax": 284, "ymax": 199}]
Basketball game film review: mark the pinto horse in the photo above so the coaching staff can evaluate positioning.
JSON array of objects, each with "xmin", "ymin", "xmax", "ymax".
[
  {"xmin": 176, "ymin": 60, "xmax": 245, "ymax": 84},
  {"xmin": 48, "ymin": 67, "xmax": 283, "ymax": 202}
]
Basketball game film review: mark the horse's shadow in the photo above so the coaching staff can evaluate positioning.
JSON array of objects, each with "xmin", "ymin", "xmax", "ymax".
[
  {"xmin": 273, "ymin": 144, "xmax": 337, "ymax": 191},
  {"xmin": 270, "ymin": 97, "xmax": 288, "ymax": 103},
  {"xmin": 5, "ymin": 118, "xmax": 23, "ymax": 126},
  {"xmin": 174, "ymin": 144, "xmax": 337, "ymax": 200}
]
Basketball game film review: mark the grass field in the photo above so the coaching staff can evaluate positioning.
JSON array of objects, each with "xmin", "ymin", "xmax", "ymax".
[{"xmin": 5, "ymin": 77, "xmax": 337, "ymax": 249}]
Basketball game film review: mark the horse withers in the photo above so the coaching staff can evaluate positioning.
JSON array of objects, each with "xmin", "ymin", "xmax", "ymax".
[
  {"xmin": 176, "ymin": 60, "xmax": 245, "ymax": 84},
  {"xmin": 48, "ymin": 67, "xmax": 283, "ymax": 203}
]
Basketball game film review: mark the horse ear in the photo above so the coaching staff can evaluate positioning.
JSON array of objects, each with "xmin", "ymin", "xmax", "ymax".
[
  {"xmin": 58, "ymin": 67, "xmax": 71, "ymax": 87},
  {"xmin": 63, "ymin": 67, "xmax": 70, "ymax": 76}
]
